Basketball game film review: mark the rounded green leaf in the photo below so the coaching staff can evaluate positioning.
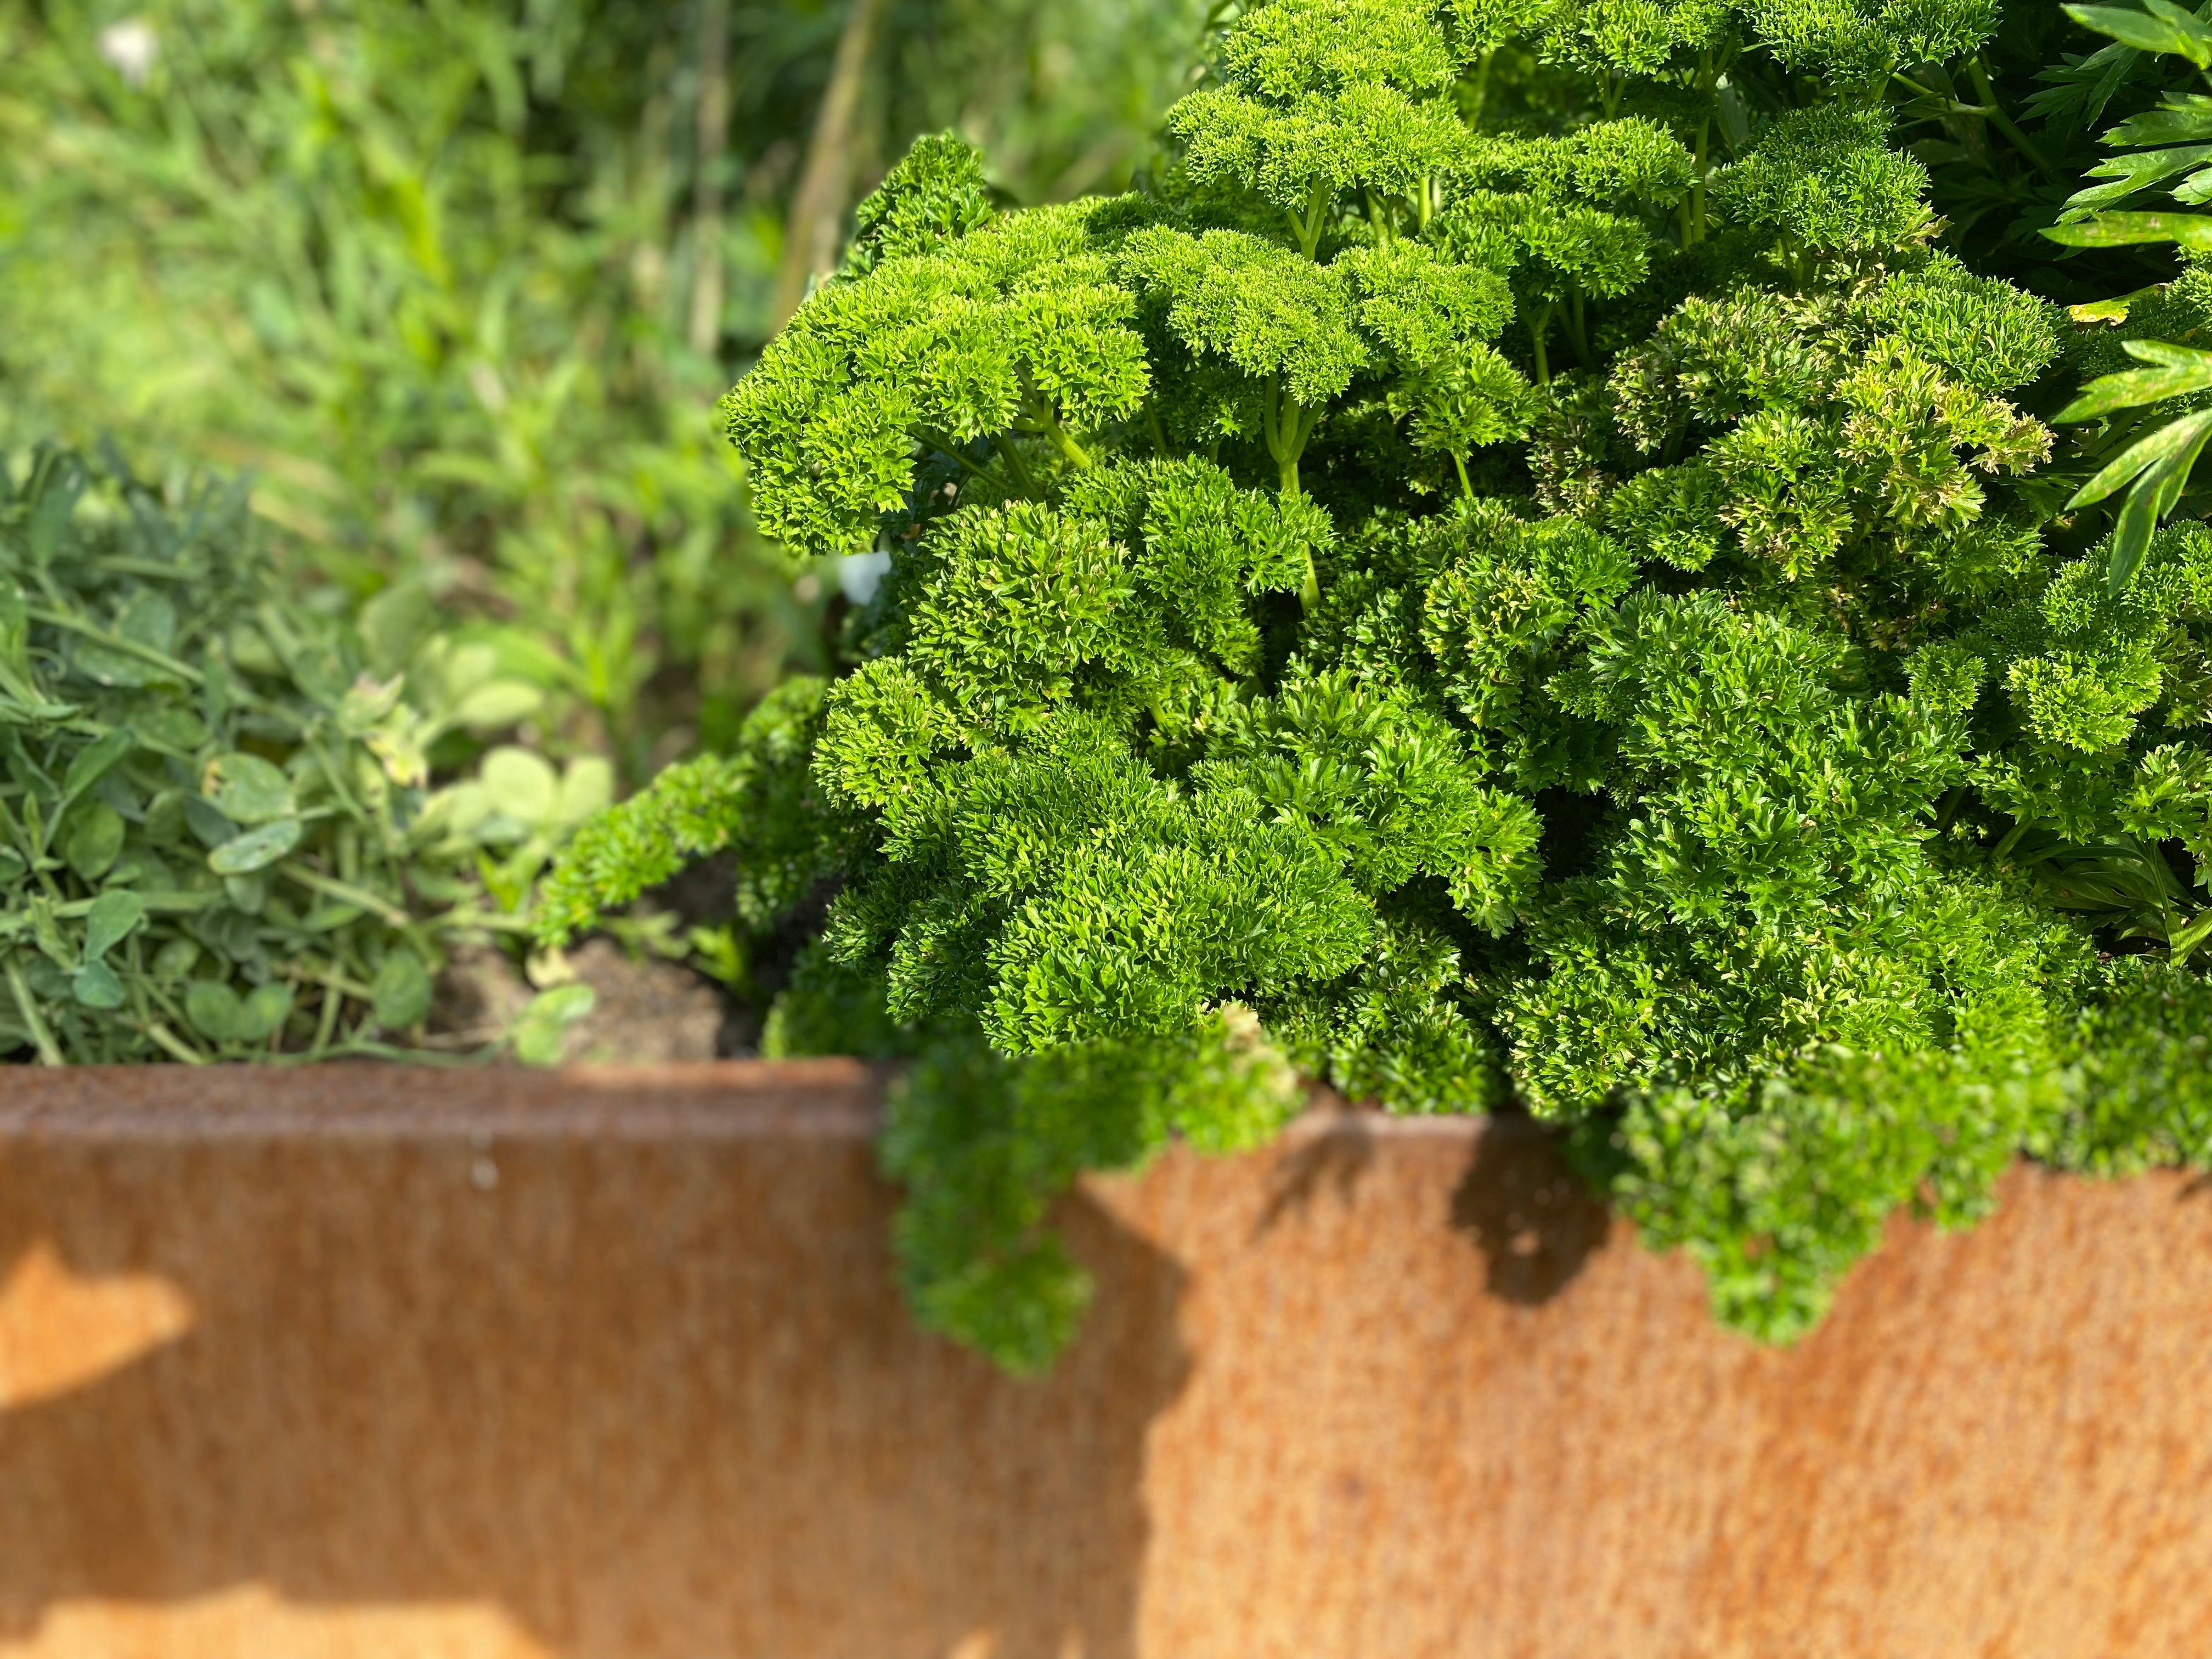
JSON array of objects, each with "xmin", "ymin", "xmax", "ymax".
[
  {"xmin": 358, "ymin": 582, "xmax": 434, "ymax": 676},
  {"xmin": 153, "ymin": 938, "xmax": 201, "ymax": 981},
  {"xmin": 370, "ymin": 949, "xmax": 433, "ymax": 1031},
  {"xmin": 479, "ymin": 746, "xmax": 558, "ymax": 823},
  {"xmin": 235, "ymin": 981, "xmax": 295, "ymax": 1043},
  {"xmin": 337, "ymin": 673, "xmax": 405, "ymax": 736},
  {"xmin": 202, "ymin": 752, "xmax": 296, "ymax": 825},
  {"xmin": 554, "ymin": 756, "xmax": 616, "ymax": 827},
  {"xmin": 63, "ymin": 802, "xmax": 126, "ymax": 882},
  {"xmin": 184, "ymin": 980, "xmax": 244, "ymax": 1041},
  {"xmin": 137, "ymin": 704, "xmax": 210, "ymax": 751},
  {"xmin": 71, "ymin": 960, "xmax": 125, "ymax": 1009},
  {"xmin": 207, "ymin": 816, "xmax": 302, "ymax": 876}
]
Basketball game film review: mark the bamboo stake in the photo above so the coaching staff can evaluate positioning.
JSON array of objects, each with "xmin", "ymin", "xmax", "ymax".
[
  {"xmin": 770, "ymin": 0, "xmax": 888, "ymax": 330},
  {"xmin": 687, "ymin": 0, "xmax": 733, "ymax": 356}
]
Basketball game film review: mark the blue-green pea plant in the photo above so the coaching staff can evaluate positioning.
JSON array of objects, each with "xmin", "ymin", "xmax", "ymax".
[
  {"xmin": 2, "ymin": 448, "xmax": 601, "ymax": 1065},
  {"xmin": 544, "ymin": 0, "xmax": 2212, "ymax": 1369}
]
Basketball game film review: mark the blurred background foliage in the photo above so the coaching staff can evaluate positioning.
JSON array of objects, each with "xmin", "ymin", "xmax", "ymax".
[{"xmin": 0, "ymin": 0, "xmax": 1211, "ymax": 779}]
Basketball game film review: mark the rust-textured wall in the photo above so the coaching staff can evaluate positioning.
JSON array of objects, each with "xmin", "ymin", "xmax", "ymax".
[{"xmin": 1, "ymin": 1064, "xmax": 2209, "ymax": 1658}]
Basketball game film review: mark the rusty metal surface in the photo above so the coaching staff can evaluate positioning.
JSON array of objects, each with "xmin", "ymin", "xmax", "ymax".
[{"xmin": 0, "ymin": 1065, "xmax": 2208, "ymax": 1658}]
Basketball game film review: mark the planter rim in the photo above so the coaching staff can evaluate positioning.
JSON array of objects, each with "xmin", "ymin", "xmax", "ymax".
[{"xmin": 0, "ymin": 1062, "xmax": 1488, "ymax": 1147}]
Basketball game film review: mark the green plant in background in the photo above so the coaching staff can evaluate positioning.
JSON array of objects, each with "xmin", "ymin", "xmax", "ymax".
[
  {"xmin": 0, "ymin": 0, "xmax": 799, "ymax": 774},
  {"xmin": 1, "ymin": 447, "xmax": 599, "ymax": 1064},
  {"xmin": 0, "ymin": 0, "xmax": 1214, "ymax": 777}
]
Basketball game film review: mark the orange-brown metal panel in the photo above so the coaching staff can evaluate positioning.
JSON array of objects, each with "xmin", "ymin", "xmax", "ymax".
[{"xmin": 0, "ymin": 1065, "xmax": 2205, "ymax": 1658}]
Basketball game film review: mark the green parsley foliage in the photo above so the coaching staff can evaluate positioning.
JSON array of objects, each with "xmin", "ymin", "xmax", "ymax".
[
  {"xmin": 3, "ymin": 447, "xmax": 594, "ymax": 1064},
  {"xmin": 548, "ymin": 0, "xmax": 2212, "ymax": 1367}
]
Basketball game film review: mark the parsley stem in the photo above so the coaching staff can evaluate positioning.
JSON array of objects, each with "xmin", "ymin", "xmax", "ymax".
[
  {"xmin": 1466, "ymin": 48, "xmax": 1494, "ymax": 129},
  {"xmin": 991, "ymin": 432, "xmax": 1040, "ymax": 496},
  {"xmin": 916, "ymin": 427, "xmax": 1007, "ymax": 494}
]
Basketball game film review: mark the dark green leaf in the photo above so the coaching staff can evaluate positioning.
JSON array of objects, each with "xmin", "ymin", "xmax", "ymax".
[{"xmin": 222, "ymin": 871, "xmax": 271, "ymax": 915}]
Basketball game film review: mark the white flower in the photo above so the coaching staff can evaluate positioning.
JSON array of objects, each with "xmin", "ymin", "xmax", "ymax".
[{"xmin": 97, "ymin": 19, "xmax": 159, "ymax": 88}]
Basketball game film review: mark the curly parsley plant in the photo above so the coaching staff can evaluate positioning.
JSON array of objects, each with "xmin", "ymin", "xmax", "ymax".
[{"xmin": 544, "ymin": 0, "xmax": 2212, "ymax": 1369}]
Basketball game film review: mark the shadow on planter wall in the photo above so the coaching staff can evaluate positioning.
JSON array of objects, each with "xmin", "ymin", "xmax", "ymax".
[
  {"xmin": 1259, "ymin": 1111, "xmax": 1608, "ymax": 1307},
  {"xmin": 0, "ymin": 1115, "xmax": 1188, "ymax": 1658},
  {"xmin": 1450, "ymin": 1119, "xmax": 1612, "ymax": 1306}
]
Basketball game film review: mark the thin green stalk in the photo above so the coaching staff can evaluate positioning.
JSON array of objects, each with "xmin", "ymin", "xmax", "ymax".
[
  {"xmin": 1527, "ymin": 302, "xmax": 1554, "ymax": 385},
  {"xmin": 1015, "ymin": 384, "xmax": 1095, "ymax": 470},
  {"xmin": 5, "ymin": 951, "xmax": 64, "ymax": 1066},
  {"xmin": 1294, "ymin": 178, "xmax": 1330, "ymax": 260},
  {"xmin": 312, "ymin": 965, "xmax": 346, "ymax": 1054},
  {"xmin": 916, "ymin": 426, "xmax": 1012, "ymax": 495},
  {"xmin": 1453, "ymin": 453, "xmax": 1474, "ymax": 499},
  {"xmin": 991, "ymin": 432, "xmax": 1041, "ymax": 497},
  {"xmin": 428, "ymin": 907, "xmax": 534, "ymax": 933},
  {"xmin": 1260, "ymin": 377, "xmax": 1321, "ymax": 607},
  {"xmin": 1682, "ymin": 105, "xmax": 1713, "ymax": 245},
  {"xmin": 142, "ymin": 1020, "xmax": 211, "ymax": 1065},
  {"xmin": 1967, "ymin": 57, "xmax": 2057, "ymax": 182},
  {"xmin": 27, "ymin": 608, "xmax": 204, "ymax": 684},
  {"xmin": 1467, "ymin": 48, "xmax": 1494, "ymax": 128},
  {"xmin": 1045, "ymin": 422, "xmax": 1094, "ymax": 470},
  {"xmin": 276, "ymin": 860, "xmax": 410, "ymax": 927}
]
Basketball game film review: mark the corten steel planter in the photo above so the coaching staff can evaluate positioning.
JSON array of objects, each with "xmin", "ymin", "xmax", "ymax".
[{"xmin": 1, "ymin": 1065, "xmax": 2210, "ymax": 1657}]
